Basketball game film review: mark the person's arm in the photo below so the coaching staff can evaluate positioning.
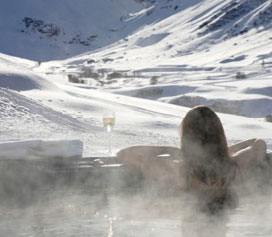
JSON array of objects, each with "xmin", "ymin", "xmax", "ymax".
[
  {"xmin": 117, "ymin": 145, "xmax": 181, "ymax": 162},
  {"xmin": 229, "ymin": 139, "xmax": 267, "ymax": 170},
  {"xmin": 117, "ymin": 145, "xmax": 185, "ymax": 187},
  {"xmin": 228, "ymin": 139, "xmax": 257, "ymax": 155}
]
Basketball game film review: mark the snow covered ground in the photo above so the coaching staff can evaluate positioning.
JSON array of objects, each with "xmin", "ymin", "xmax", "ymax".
[
  {"xmin": 0, "ymin": 139, "xmax": 83, "ymax": 159},
  {"xmin": 0, "ymin": 50, "xmax": 271, "ymax": 156},
  {"xmin": 0, "ymin": 0, "xmax": 271, "ymax": 155}
]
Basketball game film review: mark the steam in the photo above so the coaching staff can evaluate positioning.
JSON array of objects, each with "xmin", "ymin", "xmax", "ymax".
[{"xmin": 0, "ymin": 151, "xmax": 271, "ymax": 236}]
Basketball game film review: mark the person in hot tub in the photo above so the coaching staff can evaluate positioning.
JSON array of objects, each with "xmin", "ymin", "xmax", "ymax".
[{"xmin": 117, "ymin": 105, "xmax": 268, "ymax": 205}]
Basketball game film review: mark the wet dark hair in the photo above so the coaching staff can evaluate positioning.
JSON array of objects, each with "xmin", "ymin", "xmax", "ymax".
[{"xmin": 180, "ymin": 105, "xmax": 237, "ymax": 188}]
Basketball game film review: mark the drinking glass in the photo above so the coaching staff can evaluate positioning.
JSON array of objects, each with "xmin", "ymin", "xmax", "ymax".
[{"xmin": 103, "ymin": 112, "xmax": 115, "ymax": 156}]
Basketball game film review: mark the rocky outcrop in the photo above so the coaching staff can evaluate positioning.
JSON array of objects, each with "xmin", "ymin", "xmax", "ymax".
[
  {"xmin": 197, "ymin": 0, "xmax": 272, "ymax": 38},
  {"xmin": 21, "ymin": 17, "xmax": 98, "ymax": 46},
  {"xmin": 22, "ymin": 17, "xmax": 61, "ymax": 37}
]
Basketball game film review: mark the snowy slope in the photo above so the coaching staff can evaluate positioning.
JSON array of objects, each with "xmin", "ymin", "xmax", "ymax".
[
  {"xmin": 1, "ymin": 0, "xmax": 271, "ymax": 62},
  {"xmin": 0, "ymin": 0, "xmax": 144, "ymax": 61},
  {"xmin": 0, "ymin": 0, "xmax": 271, "ymax": 155},
  {"xmin": 38, "ymin": 0, "xmax": 272, "ymax": 118},
  {"xmin": 60, "ymin": 0, "xmax": 272, "ymax": 68},
  {"xmin": 0, "ymin": 52, "xmax": 271, "ymax": 156}
]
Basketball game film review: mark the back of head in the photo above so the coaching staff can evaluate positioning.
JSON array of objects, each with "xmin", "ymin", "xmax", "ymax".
[{"xmin": 180, "ymin": 105, "xmax": 235, "ymax": 186}]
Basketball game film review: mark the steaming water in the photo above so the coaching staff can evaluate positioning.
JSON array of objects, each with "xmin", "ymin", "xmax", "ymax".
[
  {"xmin": 1, "ymin": 189, "xmax": 272, "ymax": 237},
  {"xmin": 0, "ymin": 157, "xmax": 272, "ymax": 237}
]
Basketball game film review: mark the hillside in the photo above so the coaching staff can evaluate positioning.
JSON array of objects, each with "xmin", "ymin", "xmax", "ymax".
[
  {"xmin": 41, "ymin": 0, "xmax": 272, "ymax": 118},
  {"xmin": 0, "ymin": 0, "xmax": 144, "ymax": 61},
  {"xmin": 0, "ymin": 0, "xmax": 271, "ymax": 153},
  {"xmin": 1, "ymin": 0, "xmax": 271, "ymax": 62}
]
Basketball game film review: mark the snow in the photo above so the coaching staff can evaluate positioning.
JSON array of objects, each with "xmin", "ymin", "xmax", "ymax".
[
  {"xmin": 0, "ymin": 139, "xmax": 83, "ymax": 160},
  {"xmin": 135, "ymin": 33, "xmax": 169, "ymax": 47},
  {"xmin": 0, "ymin": 0, "xmax": 271, "ymax": 156},
  {"xmin": 0, "ymin": 60, "xmax": 270, "ymax": 156},
  {"xmin": 0, "ymin": 0, "xmax": 144, "ymax": 61}
]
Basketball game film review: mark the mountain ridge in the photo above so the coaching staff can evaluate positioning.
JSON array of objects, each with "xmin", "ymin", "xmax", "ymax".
[{"xmin": 1, "ymin": 0, "xmax": 271, "ymax": 62}]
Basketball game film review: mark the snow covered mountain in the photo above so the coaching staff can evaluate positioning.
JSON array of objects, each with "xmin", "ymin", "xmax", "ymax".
[
  {"xmin": 0, "ymin": 0, "xmax": 144, "ymax": 61},
  {"xmin": 0, "ymin": 0, "xmax": 271, "ymax": 155},
  {"xmin": 1, "ymin": 0, "xmax": 271, "ymax": 61},
  {"xmin": 47, "ymin": 0, "xmax": 271, "ymax": 117}
]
